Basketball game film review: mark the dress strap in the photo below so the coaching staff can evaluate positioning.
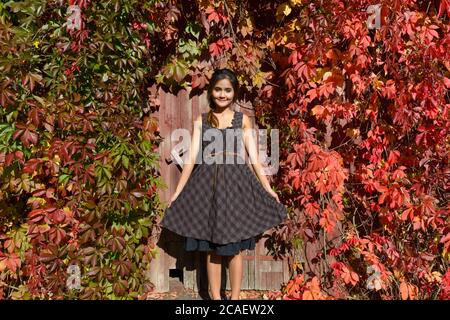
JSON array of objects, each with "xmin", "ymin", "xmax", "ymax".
[
  {"xmin": 233, "ymin": 111, "xmax": 243, "ymax": 129},
  {"xmin": 201, "ymin": 112, "xmax": 207, "ymax": 130}
]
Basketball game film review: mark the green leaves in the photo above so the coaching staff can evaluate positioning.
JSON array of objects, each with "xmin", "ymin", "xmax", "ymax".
[
  {"xmin": 110, "ymin": 140, "xmax": 133, "ymax": 170},
  {"xmin": 185, "ymin": 21, "xmax": 201, "ymax": 39}
]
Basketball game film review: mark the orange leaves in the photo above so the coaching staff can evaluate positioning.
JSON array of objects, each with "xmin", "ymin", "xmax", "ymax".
[
  {"xmin": 311, "ymin": 104, "xmax": 326, "ymax": 117},
  {"xmin": 399, "ymin": 281, "xmax": 418, "ymax": 300},
  {"xmin": 401, "ymin": 206, "xmax": 415, "ymax": 221},
  {"xmin": 342, "ymin": 268, "xmax": 359, "ymax": 286},
  {"xmin": 283, "ymin": 275, "xmax": 332, "ymax": 300},
  {"xmin": 302, "ymin": 277, "xmax": 330, "ymax": 300},
  {"xmin": 319, "ymin": 205, "xmax": 344, "ymax": 234},
  {"xmin": 331, "ymin": 262, "xmax": 359, "ymax": 286},
  {"xmin": 285, "ymin": 141, "xmax": 347, "ymax": 235},
  {"xmin": 304, "ymin": 202, "xmax": 320, "ymax": 217},
  {"xmin": 400, "ymin": 196, "xmax": 438, "ymax": 231},
  {"xmin": 286, "ymin": 149, "xmax": 303, "ymax": 169}
]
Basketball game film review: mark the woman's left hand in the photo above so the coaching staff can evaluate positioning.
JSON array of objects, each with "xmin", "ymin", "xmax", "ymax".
[{"xmin": 266, "ymin": 188, "xmax": 280, "ymax": 203}]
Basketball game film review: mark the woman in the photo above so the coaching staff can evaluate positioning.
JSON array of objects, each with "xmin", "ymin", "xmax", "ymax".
[{"xmin": 160, "ymin": 68, "xmax": 287, "ymax": 300}]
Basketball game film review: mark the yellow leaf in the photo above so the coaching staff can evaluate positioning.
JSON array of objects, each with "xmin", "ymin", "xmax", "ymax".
[
  {"xmin": 311, "ymin": 105, "xmax": 324, "ymax": 116},
  {"xmin": 252, "ymin": 71, "xmax": 266, "ymax": 89},
  {"xmin": 312, "ymin": 67, "xmax": 327, "ymax": 83},
  {"xmin": 283, "ymin": 4, "xmax": 292, "ymax": 16},
  {"xmin": 323, "ymin": 71, "xmax": 333, "ymax": 81},
  {"xmin": 289, "ymin": 0, "xmax": 303, "ymax": 6},
  {"xmin": 276, "ymin": 3, "xmax": 292, "ymax": 22},
  {"xmin": 346, "ymin": 128, "xmax": 360, "ymax": 138}
]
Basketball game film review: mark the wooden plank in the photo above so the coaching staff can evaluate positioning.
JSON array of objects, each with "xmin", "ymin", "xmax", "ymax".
[
  {"xmin": 268, "ymin": 272, "xmax": 283, "ymax": 290},
  {"xmin": 148, "ymin": 245, "xmax": 169, "ymax": 292},
  {"xmin": 168, "ymin": 92, "xmax": 179, "ymax": 199},
  {"xmin": 254, "ymin": 237, "xmax": 263, "ymax": 289},
  {"xmin": 183, "ymin": 251, "xmax": 196, "ymax": 291},
  {"xmin": 151, "ymin": 88, "xmax": 170, "ymax": 293},
  {"xmin": 247, "ymin": 258, "xmax": 255, "ymax": 290},
  {"xmin": 180, "ymin": 88, "xmax": 198, "ymax": 292},
  {"xmin": 241, "ymin": 259, "xmax": 248, "ymax": 290},
  {"xmin": 283, "ymin": 259, "xmax": 290, "ymax": 284}
]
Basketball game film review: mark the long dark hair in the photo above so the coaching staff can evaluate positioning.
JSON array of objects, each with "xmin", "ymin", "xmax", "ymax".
[{"xmin": 206, "ymin": 68, "xmax": 239, "ymax": 128}]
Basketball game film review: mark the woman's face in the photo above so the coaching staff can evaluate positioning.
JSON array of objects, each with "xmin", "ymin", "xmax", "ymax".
[{"xmin": 211, "ymin": 78, "xmax": 234, "ymax": 108}]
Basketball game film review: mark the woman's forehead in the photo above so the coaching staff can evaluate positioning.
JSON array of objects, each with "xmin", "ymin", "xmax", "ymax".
[{"xmin": 214, "ymin": 78, "xmax": 233, "ymax": 88}]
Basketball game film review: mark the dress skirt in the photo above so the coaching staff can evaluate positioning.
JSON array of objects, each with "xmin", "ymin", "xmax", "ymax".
[
  {"xmin": 160, "ymin": 111, "xmax": 288, "ymax": 255},
  {"xmin": 185, "ymin": 236, "xmax": 256, "ymax": 256}
]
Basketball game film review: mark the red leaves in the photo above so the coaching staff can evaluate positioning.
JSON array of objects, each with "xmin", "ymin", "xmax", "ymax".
[
  {"xmin": 293, "ymin": 61, "xmax": 316, "ymax": 81},
  {"xmin": 205, "ymin": 7, "xmax": 228, "ymax": 25},
  {"xmin": 380, "ymin": 80, "xmax": 396, "ymax": 99},
  {"xmin": 331, "ymin": 262, "xmax": 359, "ymax": 286},
  {"xmin": 319, "ymin": 207, "xmax": 343, "ymax": 234},
  {"xmin": 23, "ymin": 158, "xmax": 43, "ymax": 174},
  {"xmin": 418, "ymin": 24, "xmax": 440, "ymax": 43},
  {"xmin": 440, "ymin": 232, "xmax": 450, "ymax": 254},
  {"xmin": 22, "ymin": 72, "xmax": 42, "ymax": 93},
  {"xmin": 209, "ymin": 37, "xmax": 233, "ymax": 56},
  {"xmin": 0, "ymin": 252, "xmax": 21, "ymax": 273},
  {"xmin": 12, "ymin": 123, "xmax": 38, "ymax": 147},
  {"xmin": 437, "ymin": 0, "xmax": 450, "ymax": 18}
]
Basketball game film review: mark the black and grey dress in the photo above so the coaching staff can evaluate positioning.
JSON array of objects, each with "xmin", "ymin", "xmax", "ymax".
[{"xmin": 160, "ymin": 111, "xmax": 288, "ymax": 256}]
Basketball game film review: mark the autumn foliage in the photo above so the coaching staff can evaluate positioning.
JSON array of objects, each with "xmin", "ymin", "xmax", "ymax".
[
  {"xmin": 0, "ymin": 0, "xmax": 163, "ymax": 299},
  {"xmin": 1, "ymin": 0, "xmax": 449, "ymax": 299}
]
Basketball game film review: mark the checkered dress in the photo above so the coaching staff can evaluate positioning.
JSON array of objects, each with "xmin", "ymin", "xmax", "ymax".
[{"xmin": 160, "ymin": 111, "xmax": 288, "ymax": 245}]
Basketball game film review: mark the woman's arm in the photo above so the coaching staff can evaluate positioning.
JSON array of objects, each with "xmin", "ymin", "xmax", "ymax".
[
  {"xmin": 169, "ymin": 114, "xmax": 202, "ymax": 203},
  {"xmin": 242, "ymin": 113, "xmax": 280, "ymax": 202}
]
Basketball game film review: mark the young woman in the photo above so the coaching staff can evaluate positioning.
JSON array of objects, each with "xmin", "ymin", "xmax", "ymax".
[{"xmin": 160, "ymin": 68, "xmax": 287, "ymax": 300}]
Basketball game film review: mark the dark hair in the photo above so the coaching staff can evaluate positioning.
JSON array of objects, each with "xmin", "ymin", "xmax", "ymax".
[{"xmin": 206, "ymin": 68, "xmax": 239, "ymax": 128}]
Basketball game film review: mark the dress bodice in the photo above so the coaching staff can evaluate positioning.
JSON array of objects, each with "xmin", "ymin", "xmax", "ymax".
[{"xmin": 200, "ymin": 111, "xmax": 245, "ymax": 164}]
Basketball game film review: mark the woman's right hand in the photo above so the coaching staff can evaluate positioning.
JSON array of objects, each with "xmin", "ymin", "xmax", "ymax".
[{"xmin": 168, "ymin": 191, "xmax": 180, "ymax": 208}]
